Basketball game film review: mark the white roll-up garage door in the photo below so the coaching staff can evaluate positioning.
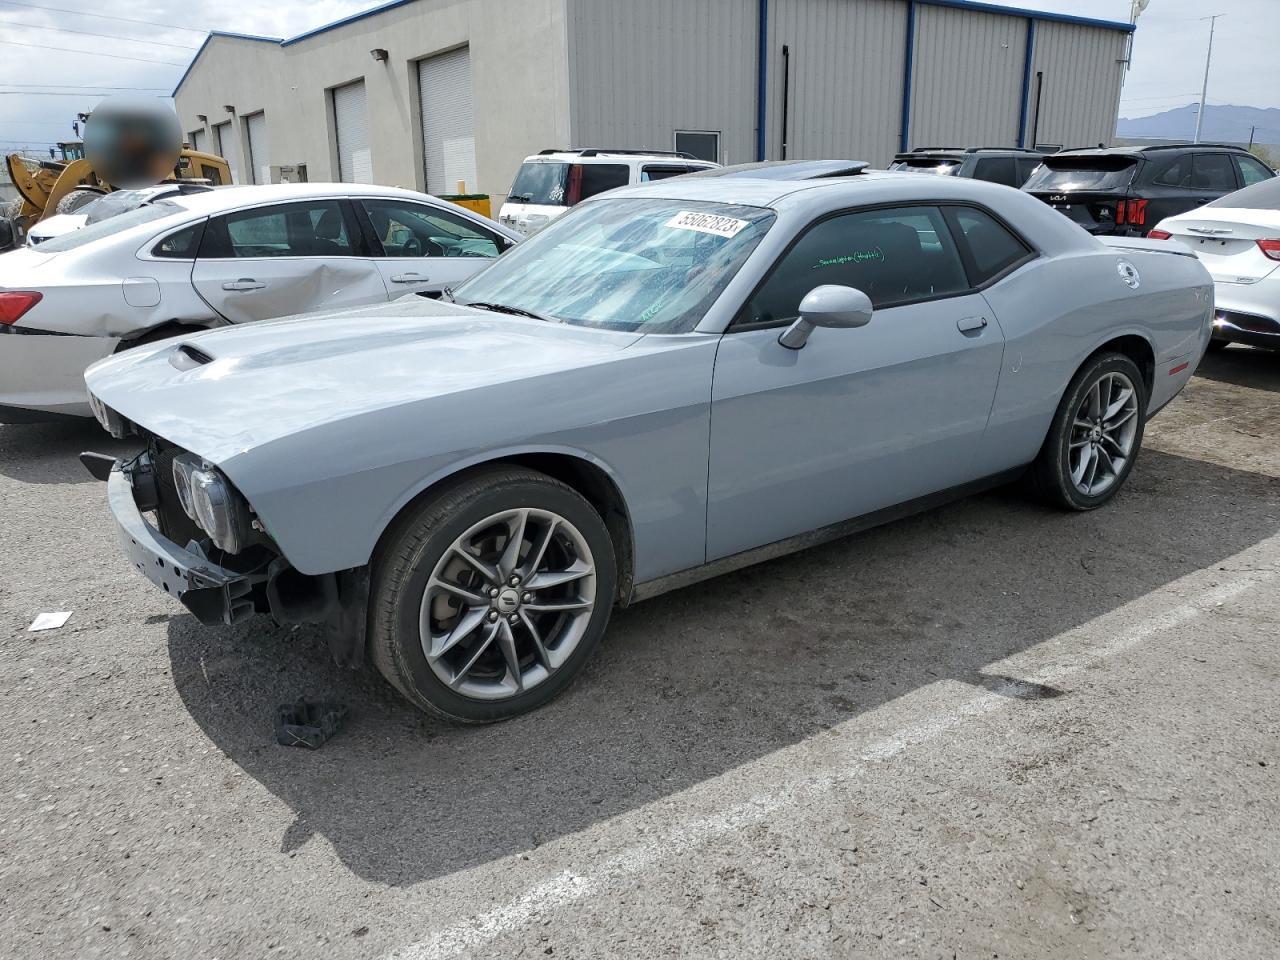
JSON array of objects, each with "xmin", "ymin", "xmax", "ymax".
[
  {"xmin": 418, "ymin": 46, "xmax": 476, "ymax": 195},
  {"xmin": 190, "ymin": 129, "xmax": 206, "ymax": 154},
  {"xmin": 214, "ymin": 122, "xmax": 238, "ymax": 184},
  {"xmin": 246, "ymin": 113, "xmax": 269, "ymax": 185},
  {"xmin": 332, "ymin": 81, "xmax": 372, "ymax": 184}
]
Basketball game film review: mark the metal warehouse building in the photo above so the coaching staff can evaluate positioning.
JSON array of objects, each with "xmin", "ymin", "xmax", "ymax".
[{"xmin": 174, "ymin": 0, "xmax": 1134, "ymax": 206}]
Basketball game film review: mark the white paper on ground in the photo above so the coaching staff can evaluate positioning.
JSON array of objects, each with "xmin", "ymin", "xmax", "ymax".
[{"xmin": 28, "ymin": 612, "xmax": 72, "ymax": 632}]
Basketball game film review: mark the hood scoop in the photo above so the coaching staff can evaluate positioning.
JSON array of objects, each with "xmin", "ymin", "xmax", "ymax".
[{"xmin": 169, "ymin": 342, "xmax": 214, "ymax": 371}]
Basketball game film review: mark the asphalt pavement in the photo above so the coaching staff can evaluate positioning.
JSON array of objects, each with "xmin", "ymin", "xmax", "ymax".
[{"xmin": 2, "ymin": 346, "xmax": 1278, "ymax": 959}]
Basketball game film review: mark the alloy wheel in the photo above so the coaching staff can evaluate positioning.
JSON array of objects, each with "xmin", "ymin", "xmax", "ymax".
[
  {"xmin": 419, "ymin": 508, "xmax": 596, "ymax": 700},
  {"xmin": 1068, "ymin": 370, "xmax": 1140, "ymax": 497}
]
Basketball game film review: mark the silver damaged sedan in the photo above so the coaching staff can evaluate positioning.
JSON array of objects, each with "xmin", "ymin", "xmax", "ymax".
[{"xmin": 84, "ymin": 171, "xmax": 1215, "ymax": 722}]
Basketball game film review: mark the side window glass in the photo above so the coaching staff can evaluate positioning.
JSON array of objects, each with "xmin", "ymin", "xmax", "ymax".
[
  {"xmin": 1192, "ymin": 154, "xmax": 1237, "ymax": 191},
  {"xmin": 974, "ymin": 157, "xmax": 1018, "ymax": 187},
  {"xmin": 152, "ymin": 221, "xmax": 206, "ymax": 259},
  {"xmin": 742, "ymin": 205, "xmax": 968, "ymax": 324},
  {"xmin": 361, "ymin": 199, "xmax": 502, "ymax": 258},
  {"xmin": 949, "ymin": 207, "xmax": 1032, "ymax": 285},
  {"xmin": 199, "ymin": 201, "xmax": 352, "ymax": 258},
  {"xmin": 1153, "ymin": 155, "xmax": 1192, "ymax": 187},
  {"xmin": 579, "ymin": 164, "xmax": 630, "ymax": 200},
  {"xmin": 1017, "ymin": 158, "xmax": 1042, "ymax": 185},
  {"xmin": 640, "ymin": 166, "xmax": 687, "ymax": 183},
  {"xmin": 1236, "ymin": 155, "xmax": 1273, "ymax": 187}
]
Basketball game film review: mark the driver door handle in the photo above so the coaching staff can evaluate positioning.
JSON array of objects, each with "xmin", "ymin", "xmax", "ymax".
[
  {"xmin": 957, "ymin": 315, "xmax": 988, "ymax": 333},
  {"xmin": 222, "ymin": 278, "xmax": 265, "ymax": 291},
  {"xmin": 390, "ymin": 273, "xmax": 430, "ymax": 284}
]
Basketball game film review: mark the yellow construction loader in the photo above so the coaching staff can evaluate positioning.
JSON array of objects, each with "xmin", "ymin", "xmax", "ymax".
[{"xmin": 4, "ymin": 143, "xmax": 231, "ymax": 234}]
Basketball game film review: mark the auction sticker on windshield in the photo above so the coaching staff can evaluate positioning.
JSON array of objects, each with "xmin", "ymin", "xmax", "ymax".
[{"xmin": 665, "ymin": 210, "xmax": 750, "ymax": 238}]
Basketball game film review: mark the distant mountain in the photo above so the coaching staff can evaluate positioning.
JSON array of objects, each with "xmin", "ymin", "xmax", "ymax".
[{"xmin": 1117, "ymin": 104, "xmax": 1280, "ymax": 145}]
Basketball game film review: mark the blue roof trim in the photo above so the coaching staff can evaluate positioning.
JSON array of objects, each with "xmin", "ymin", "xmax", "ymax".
[
  {"xmin": 917, "ymin": 0, "xmax": 1135, "ymax": 33},
  {"xmin": 172, "ymin": 31, "xmax": 283, "ymax": 97},
  {"xmin": 281, "ymin": 0, "xmax": 423, "ymax": 46}
]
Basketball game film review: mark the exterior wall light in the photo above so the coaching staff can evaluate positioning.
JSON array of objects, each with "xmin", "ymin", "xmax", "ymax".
[{"xmin": 371, "ymin": 48, "xmax": 389, "ymax": 62}]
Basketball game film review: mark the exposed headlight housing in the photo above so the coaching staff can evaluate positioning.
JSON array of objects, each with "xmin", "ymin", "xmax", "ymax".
[{"xmin": 171, "ymin": 453, "xmax": 253, "ymax": 554}]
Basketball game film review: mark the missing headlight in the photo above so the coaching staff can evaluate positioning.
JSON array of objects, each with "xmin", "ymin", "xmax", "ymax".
[{"xmin": 171, "ymin": 453, "xmax": 253, "ymax": 554}]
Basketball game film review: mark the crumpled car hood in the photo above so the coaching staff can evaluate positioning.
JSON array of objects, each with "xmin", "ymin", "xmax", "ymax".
[{"xmin": 84, "ymin": 296, "xmax": 643, "ymax": 464}]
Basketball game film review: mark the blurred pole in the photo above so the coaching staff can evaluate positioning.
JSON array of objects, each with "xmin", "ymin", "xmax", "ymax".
[{"xmin": 1194, "ymin": 15, "xmax": 1221, "ymax": 144}]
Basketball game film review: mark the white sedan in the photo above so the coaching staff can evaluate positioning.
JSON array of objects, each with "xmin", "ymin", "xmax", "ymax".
[
  {"xmin": 1150, "ymin": 175, "xmax": 1280, "ymax": 351},
  {"xmin": 0, "ymin": 183, "xmax": 520, "ymax": 421}
]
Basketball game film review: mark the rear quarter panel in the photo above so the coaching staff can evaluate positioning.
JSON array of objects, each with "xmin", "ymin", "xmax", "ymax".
[{"xmin": 975, "ymin": 247, "xmax": 1212, "ymax": 474}]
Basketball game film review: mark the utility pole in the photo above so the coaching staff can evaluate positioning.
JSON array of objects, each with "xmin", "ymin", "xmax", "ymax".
[{"xmin": 1194, "ymin": 14, "xmax": 1221, "ymax": 144}]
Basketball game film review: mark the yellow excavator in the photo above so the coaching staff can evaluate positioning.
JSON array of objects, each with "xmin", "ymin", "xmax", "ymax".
[{"xmin": 4, "ymin": 142, "xmax": 231, "ymax": 234}]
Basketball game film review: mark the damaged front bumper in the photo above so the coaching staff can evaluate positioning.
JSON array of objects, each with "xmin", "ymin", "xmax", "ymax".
[{"xmin": 105, "ymin": 457, "xmax": 259, "ymax": 626}]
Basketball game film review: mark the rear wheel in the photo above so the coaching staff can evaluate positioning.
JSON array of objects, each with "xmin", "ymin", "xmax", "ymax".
[
  {"xmin": 54, "ymin": 187, "xmax": 105, "ymax": 215},
  {"xmin": 368, "ymin": 467, "xmax": 616, "ymax": 723},
  {"xmin": 1028, "ymin": 352, "xmax": 1147, "ymax": 510}
]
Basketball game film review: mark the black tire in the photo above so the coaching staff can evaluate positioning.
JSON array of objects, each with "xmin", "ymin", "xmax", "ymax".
[
  {"xmin": 1205, "ymin": 338, "xmax": 1229, "ymax": 352},
  {"xmin": 368, "ymin": 467, "xmax": 617, "ymax": 723},
  {"xmin": 1027, "ymin": 351, "xmax": 1148, "ymax": 511},
  {"xmin": 54, "ymin": 187, "xmax": 105, "ymax": 216}
]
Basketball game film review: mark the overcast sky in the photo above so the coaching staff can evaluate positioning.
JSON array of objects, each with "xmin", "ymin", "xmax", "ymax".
[{"xmin": 1, "ymin": 0, "xmax": 1275, "ymax": 153}]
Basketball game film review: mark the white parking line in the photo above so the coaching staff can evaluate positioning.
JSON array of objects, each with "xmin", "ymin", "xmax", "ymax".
[{"xmin": 384, "ymin": 551, "xmax": 1278, "ymax": 960}]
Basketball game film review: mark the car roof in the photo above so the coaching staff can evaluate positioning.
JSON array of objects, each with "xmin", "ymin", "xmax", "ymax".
[
  {"xmin": 603, "ymin": 168, "xmax": 985, "ymax": 207},
  {"xmin": 522, "ymin": 151, "xmax": 712, "ymax": 164},
  {"xmin": 895, "ymin": 147, "xmax": 1046, "ymax": 158},
  {"xmin": 1053, "ymin": 143, "xmax": 1249, "ymax": 159},
  {"xmin": 163, "ymin": 182, "xmax": 463, "ymax": 215},
  {"xmin": 682, "ymin": 159, "xmax": 870, "ymax": 180}
]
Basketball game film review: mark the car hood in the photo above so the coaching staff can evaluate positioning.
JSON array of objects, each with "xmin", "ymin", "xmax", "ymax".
[{"xmin": 84, "ymin": 297, "xmax": 644, "ymax": 464}]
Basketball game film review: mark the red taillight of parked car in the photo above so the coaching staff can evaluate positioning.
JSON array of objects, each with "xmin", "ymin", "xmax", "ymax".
[
  {"xmin": 1116, "ymin": 199, "xmax": 1148, "ymax": 227},
  {"xmin": 1257, "ymin": 239, "xmax": 1280, "ymax": 262},
  {"xmin": 1147, "ymin": 228, "xmax": 1173, "ymax": 240},
  {"xmin": 0, "ymin": 291, "xmax": 42, "ymax": 325},
  {"xmin": 564, "ymin": 164, "xmax": 584, "ymax": 206}
]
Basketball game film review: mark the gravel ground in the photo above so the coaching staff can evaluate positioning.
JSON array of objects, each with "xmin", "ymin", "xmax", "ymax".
[{"xmin": 2, "ymin": 346, "xmax": 1278, "ymax": 959}]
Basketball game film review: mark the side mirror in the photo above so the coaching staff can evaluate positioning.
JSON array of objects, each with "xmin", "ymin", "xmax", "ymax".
[{"xmin": 778, "ymin": 284, "xmax": 873, "ymax": 349}]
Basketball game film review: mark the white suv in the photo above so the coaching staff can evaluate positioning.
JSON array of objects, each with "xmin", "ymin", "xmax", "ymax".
[{"xmin": 499, "ymin": 149, "xmax": 718, "ymax": 235}]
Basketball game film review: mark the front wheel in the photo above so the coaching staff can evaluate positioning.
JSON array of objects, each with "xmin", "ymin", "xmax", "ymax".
[
  {"xmin": 1028, "ymin": 352, "xmax": 1148, "ymax": 511},
  {"xmin": 368, "ymin": 467, "xmax": 616, "ymax": 723}
]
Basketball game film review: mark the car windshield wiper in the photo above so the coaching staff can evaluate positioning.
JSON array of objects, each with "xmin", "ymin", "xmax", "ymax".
[
  {"xmin": 506, "ymin": 194, "xmax": 532, "ymax": 202},
  {"xmin": 460, "ymin": 301, "xmax": 559, "ymax": 323}
]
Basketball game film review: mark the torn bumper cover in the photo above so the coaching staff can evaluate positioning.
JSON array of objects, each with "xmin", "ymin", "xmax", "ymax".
[{"xmin": 106, "ymin": 463, "xmax": 257, "ymax": 626}]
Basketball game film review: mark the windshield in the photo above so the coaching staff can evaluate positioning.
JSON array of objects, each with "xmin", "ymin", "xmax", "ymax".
[
  {"xmin": 38, "ymin": 200, "xmax": 183, "ymax": 252},
  {"xmin": 889, "ymin": 158, "xmax": 960, "ymax": 175},
  {"xmin": 1208, "ymin": 176, "xmax": 1280, "ymax": 210},
  {"xmin": 1023, "ymin": 156, "xmax": 1137, "ymax": 192},
  {"xmin": 84, "ymin": 190, "xmax": 152, "ymax": 225},
  {"xmin": 452, "ymin": 197, "xmax": 775, "ymax": 333},
  {"xmin": 508, "ymin": 162, "xmax": 570, "ymax": 206}
]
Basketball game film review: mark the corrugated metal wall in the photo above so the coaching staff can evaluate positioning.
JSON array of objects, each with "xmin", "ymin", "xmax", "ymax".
[
  {"xmin": 1028, "ymin": 21, "xmax": 1127, "ymax": 151},
  {"xmin": 566, "ymin": 0, "xmax": 756, "ymax": 164},
  {"xmin": 908, "ymin": 3, "xmax": 1026, "ymax": 149},
  {"xmin": 764, "ymin": 0, "xmax": 906, "ymax": 165}
]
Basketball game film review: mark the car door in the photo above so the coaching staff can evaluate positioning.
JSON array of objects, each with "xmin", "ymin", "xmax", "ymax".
[
  {"xmin": 190, "ymin": 198, "xmax": 387, "ymax": 324},
  {"xmin": 706, "ymin": 204, "xmax": 1007, "ymax": 561},
  {"xmin": 354, "ymin": 197, "xmax": 508, "ymax": 296}
]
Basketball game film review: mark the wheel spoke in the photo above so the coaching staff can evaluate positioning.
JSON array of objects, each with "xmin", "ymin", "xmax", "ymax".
[
  {"xmin": 498, "ymin": 509, "xmax": 528, "ymax": 578},
  {"xmin": 451, "ymin": 545, "xmax": 499, "ymax": 585},
  {"xmin": 429, "ymin": 577, "xmax": 489, "ymax": 607},
  {"xmin": 1084, "ymin": 446, "xmax": 1102, "ymax": 492},
  {"xmin": 526, "ymin": 559, "xmax": 594, "ymax": 591},
  {"xmin": 519, "ymin": 517, "xmax": 558, "ymax": 580},
  {"xmin": 450, "ymin": 620, "xmax": 500, "ymax": 688},
  {"xmin": 432, "ymin": 609, "xmax": 486, "ymax": 660},
  {"xmin": 1104, "ymin": 407, "xmax": 1137, "ymax": 432},
  {"xmin": 1071, "ymin": 444, "xmax": 1093, "ymax": 487},
  {"xmin": 1103, "ymin": 387, "xmax": 1133, "ymax": 421},
  {"xmin": 1096, "ymin": 443, "xmax": 1119, "ymax": 475},
  {"xmin": 525, "ymin": 597, "xmax": 593, "ymax": 613},
  {"xmin": 496, "ymin": 620, "xmax": 523, "ymax": 692},
  {"xmin": 519, "ymin": 609, "xmax": 552, "ymax": 670},
  {"xmin": 1088, "ymin": 379, "xmax": 1104, "ymax": 419}
]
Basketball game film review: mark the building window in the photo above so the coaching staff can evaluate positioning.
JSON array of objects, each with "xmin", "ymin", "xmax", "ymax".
[{"xmin": 675, "ymin": 131, "xmax": 720, "ymax": 163}]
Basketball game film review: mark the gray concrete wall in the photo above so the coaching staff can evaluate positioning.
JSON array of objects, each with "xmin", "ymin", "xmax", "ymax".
[{"xmin": 174, "ymin": 0, "xmax": 571, "ymax": 207}]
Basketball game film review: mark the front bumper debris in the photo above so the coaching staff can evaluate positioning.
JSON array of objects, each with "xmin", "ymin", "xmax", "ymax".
[{"xmin": 105, "ymin": 460, "xmax": 256, "ymax": 625}]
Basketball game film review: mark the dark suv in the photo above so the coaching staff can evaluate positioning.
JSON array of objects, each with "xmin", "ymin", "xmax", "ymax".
[
  {"xmin": 1022, "ymin": 143, "xmax": 1276, "ymax": 236},
  {"xmin": 888, "ymin": 147, "xmax": 1047, "ymax": 188}
]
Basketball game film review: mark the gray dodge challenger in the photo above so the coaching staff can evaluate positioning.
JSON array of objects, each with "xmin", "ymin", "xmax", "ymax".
[{"xmin": 83, "ymin": 171, "xmax": 1214, "ymax": 722}]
